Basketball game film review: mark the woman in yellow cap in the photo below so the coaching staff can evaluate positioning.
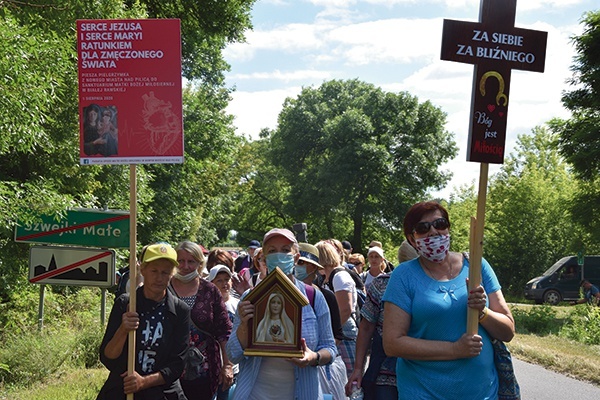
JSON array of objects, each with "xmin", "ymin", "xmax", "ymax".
[{"xmin": 96, "ymin": 243, "xmax": 190, "ymax": 400}]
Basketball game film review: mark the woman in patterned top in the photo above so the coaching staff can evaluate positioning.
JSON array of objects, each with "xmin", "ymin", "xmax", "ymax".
[{"xmin": 171, "ymin": 241, "xmax": 233, "ymax": 400}]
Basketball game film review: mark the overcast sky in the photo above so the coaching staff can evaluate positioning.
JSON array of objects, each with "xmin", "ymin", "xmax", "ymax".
[{"xmin": 223, "ymin": 0, "xmax": 597, "ymax": 199}]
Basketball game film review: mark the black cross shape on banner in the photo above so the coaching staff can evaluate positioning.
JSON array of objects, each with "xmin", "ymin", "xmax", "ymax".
[{"xmin": 441, "ymin": 0, "xmax": 548, "ymax": 163}]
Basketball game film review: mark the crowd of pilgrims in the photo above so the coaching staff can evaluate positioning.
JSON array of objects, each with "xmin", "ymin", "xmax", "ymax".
[{"xmin": 96, "ymin": 201, "xmax": 515, "ymax": 400}]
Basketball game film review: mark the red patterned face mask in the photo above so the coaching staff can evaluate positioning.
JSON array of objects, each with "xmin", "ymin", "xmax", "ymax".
[{"xmin": 414, "ymin": 234, "xmax": 450, "ymax": 263}]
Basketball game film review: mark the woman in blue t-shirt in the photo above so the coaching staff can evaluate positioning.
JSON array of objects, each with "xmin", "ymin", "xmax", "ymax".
[{"xmin": 382, "ymin": 201, "xmax": 515, "ymax": 400}]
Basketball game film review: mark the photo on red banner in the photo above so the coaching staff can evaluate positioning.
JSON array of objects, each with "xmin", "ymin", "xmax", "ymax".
[
  {"xmin": 83, "ymin": 104, "xmax": 118, "ymax": 157},
  {"xmin": 77, "ymin": 19, "xmax": 183, "ymax": 165}
]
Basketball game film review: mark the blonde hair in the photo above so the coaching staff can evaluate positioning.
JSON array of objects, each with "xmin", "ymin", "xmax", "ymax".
[
  {"xmin": 253, "ymin": 248, "xmax": 264, "ymax": 271},
  {"xmin": 315, "ymin": 241, "xmax": 341, "ymax": 268},
  {"xmin": 175, "ymin": 241, "xmax": 206, "ymax": 274},
  {"xmin": 348, "ymin": 253, "xmax": 365, "ymax": 267}
]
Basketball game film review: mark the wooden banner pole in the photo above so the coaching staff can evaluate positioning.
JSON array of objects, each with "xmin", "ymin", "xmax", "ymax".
[
  {"xmin": 467, "ymin": 162, "xmax": 489, "ymax": 334},
  {"xmin": 127, "ymin": 164, "xmax": 137, "ymax": 400}
]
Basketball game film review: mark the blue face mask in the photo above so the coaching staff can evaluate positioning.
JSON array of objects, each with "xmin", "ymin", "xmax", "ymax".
[
  {"xmin": 265, "ymin": 252, "xmax": 296, "ymax": 275},
  {"xmin": 294, "ymin": 264, "xmax": 312, "ymax": 281}
]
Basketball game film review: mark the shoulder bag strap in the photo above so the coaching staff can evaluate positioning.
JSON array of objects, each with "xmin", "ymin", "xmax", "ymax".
[{"xmin": 304, "ymin": 283, "xmax": 316, "ymax": 309}]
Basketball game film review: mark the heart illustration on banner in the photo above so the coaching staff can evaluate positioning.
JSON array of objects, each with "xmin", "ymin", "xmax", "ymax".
[
  {"xmin": 487, "ymin": 104, "xmax": 496, "ymax": 113},
  {"xmin": 499, "ymin": 112, "xmax": 504, "ymax": 117},
  {"xmin": 142, "ymin": 92, "xmax": 181, "ymax": 155}
]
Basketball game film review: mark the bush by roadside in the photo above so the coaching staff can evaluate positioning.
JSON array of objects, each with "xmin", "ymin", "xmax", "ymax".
[
  {"xmin": 560, "ymin": 305, "xmax": 600, "ymax": 345},
  {"xmin": 0, "ymin": 287, "xmax": 105, "ymax": 391},
  {"xmin": 511, "ymin": 303, "xmax": 600, "ymax": 345},
  {"xmin": 509, "ymin": 303, "xmax": 600, "ymax": 386}
]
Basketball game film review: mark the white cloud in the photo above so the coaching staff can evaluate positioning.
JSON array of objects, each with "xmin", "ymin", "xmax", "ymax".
[
  {"xmin": 307, "ymin": 0, "xmax": 358, "ymax": 7},
  {"xmin": 228, "ymin": 69, "xmax": 333, "ymax": 83},
  {"xmin": 226, "ymin": 88, "xmax": 302, "ymax": 137},
  {"xmin": 262, "ymin": 0, "xmax": 289, "ymax": 4},
  {"xmin": 517, "ymin": 0, "xmax": 586, "ymax": 12},
  {"xmin": 327, "ymin": 18, "xmax": 444, "ymax": 65},
  {"xmin": 305, "ymin": 0, "xmax": 578, "ymax": 12},
  {"xmin": 336, "ymin": 0, "xmax": 586, "ymax": 10},
  {"xmin": 223, "ymin": 23, "xmax": 330, "ymax": 61},
  {"xmin": 227, "ymin": 17, "xmax": 445, "ymax": 67}
]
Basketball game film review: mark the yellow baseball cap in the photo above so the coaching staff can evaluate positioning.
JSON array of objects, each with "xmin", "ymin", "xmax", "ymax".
[{"xmin": 141, "ymin": 243, "xmax": 178, "ymax": 267}]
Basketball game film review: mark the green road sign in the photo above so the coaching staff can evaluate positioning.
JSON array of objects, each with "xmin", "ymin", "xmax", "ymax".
[
  {"xmin": 15, "ymin": 209, "xmax": 129, "ymax": 248},
  {"xmin": 578, "ymin": 250, "xmax": 585, "ymax": 266}
]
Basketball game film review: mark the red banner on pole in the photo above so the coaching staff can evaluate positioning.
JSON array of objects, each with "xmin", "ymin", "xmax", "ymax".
[{"xmin": 77, "ymin": 19, "xmax": 183, "ymax": 165}]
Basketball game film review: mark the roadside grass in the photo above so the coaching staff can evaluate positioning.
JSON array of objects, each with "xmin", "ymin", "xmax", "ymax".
[
  {"xmin": 511, "ymin": 333, "xmax": 600, "ymax": 386},
  {"xmin": 0, "ymin": 287, "xmax": 107, "ymax": 400},
  {"xmin": 0, "ymin": 368, "xmax": 106, "ymax": 400}
]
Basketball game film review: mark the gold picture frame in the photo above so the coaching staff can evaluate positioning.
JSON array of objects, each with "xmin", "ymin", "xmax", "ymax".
[{"xmin": 243, "ymin": 267, "xmax": 309, "ymax": 358}]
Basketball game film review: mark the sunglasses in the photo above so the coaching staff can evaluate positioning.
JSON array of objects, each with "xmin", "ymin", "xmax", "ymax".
[{"xmin": 413, "ymin": 217, "xmax": 450, "ymax": 234}]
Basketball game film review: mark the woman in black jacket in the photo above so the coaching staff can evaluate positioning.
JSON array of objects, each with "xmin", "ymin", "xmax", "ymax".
[{"xmin": 97, "ymin": 243, "xmax": 190, "ymax": 400}]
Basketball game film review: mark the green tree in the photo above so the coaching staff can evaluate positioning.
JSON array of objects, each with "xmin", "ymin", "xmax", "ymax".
[
  {"xmin": 0, "ymin": 1, "xmax": 255, "ymax": 300},
  {"xmin": 0, "ymin": 5, "xmax": 116, "ymax": 300},
  {"xmin": 549, "ymin": 10, "xmax": 600, "ymax": 239},
  {"xmin": 485, "ymin": 127, "xmax": 579, "ymax": 295},
  {"xmin": 445, "ymin": 185, "xmax": 478, "ymax": 253},
  {"xmin": 230, "ymin": 129, "xmax": 294, "ymax": 244},
  {"xmin": 139, "ymin": 84, "xmax": 242, "ymax": 246},
  {"xmin": 269, "ymin": 79, "xmax": 457, "ymax": 249}
]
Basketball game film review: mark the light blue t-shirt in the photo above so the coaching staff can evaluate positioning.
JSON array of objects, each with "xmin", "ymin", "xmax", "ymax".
[
  {"xmin": 382, "ymin": 256, "xmax": 501, "ymax": 400},
  {"xmin": 584, "ymin": 284, "xmax": 600, "ymax": 303}
]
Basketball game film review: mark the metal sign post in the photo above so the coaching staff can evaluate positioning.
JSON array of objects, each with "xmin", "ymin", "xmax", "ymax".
[{"xmin": 37, "ymin": 284, "xmax": 45, "ymax": 332}]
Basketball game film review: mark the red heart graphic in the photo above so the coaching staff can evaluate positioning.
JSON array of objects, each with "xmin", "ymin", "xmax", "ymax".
[
  {"xmin": 487, "ymin": 104, "xmax": 495, "ymax": 113},
  {"xmin": 499, "ymin": 112, "xmax": 504, "ymax": 117}
]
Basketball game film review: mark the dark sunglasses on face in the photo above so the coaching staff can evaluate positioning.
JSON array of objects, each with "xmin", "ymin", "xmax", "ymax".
[{"xmin": 413, "ymin": 217, "xmax": 450, "ymax": 234}]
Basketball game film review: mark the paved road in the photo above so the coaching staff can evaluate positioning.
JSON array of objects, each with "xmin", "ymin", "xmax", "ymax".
[{"xmin": 514, "ymin": 358, "xmax": 600, "ymax": 399}]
